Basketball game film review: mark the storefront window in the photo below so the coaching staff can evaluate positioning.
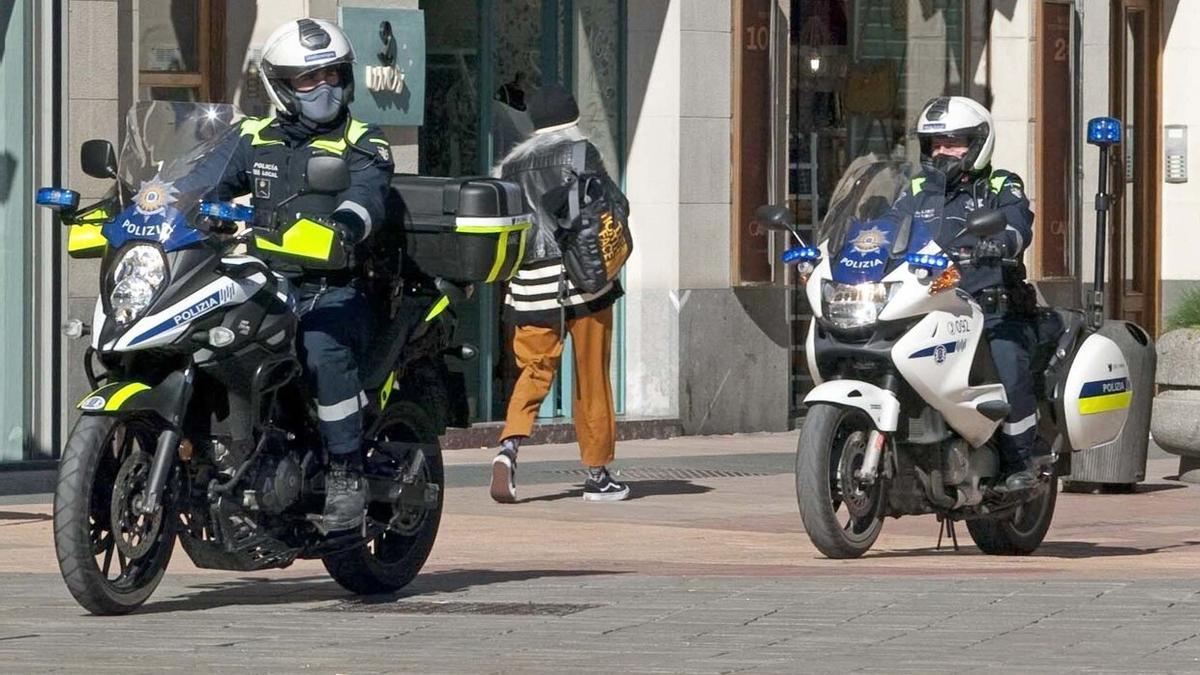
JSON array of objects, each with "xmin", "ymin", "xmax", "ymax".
[
  {"xmin": 421, "ymin": 0, "xmax": 624, "ymax": 421},
  {"xmin": 138, "ymin": 0, "xmax": 224, "ymax": 102},
  {"xmin": 0, "ymin": 0, "xmax": 30, "ymax": 461},
  {"xmin": 789, "ymin": 0, "xmax": 967, "ymax": 231}
]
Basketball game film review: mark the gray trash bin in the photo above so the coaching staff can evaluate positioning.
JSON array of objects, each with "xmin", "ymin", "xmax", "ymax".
[{"xmin": 1062, "ymin": 320, "xmax": 1156, "ymax": 490}]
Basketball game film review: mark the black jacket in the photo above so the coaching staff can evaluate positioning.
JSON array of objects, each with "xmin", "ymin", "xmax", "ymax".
[
  {"xmin": 498, "ymin": 135, "xmax": 609, "ymax": 265},
  {"xmin": 216, "ymin": 113, "xmax": 394, "ymax": 242},
  {"xmin": 890, "ymin": 166, "xmax": 1034, "ymax": 295}
]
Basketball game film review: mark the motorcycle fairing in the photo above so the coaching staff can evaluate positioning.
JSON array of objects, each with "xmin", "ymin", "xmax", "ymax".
[
  {"xmin": 104, "ymin": 203, "xmax": 208, "ymax": 252},
  {"xmin": 830, "ymin": 218, "xmax": 899, "ymax": 285},
  {"xmin": 803, "ymin": 380, "xmax": 901, "ymax": 432}
]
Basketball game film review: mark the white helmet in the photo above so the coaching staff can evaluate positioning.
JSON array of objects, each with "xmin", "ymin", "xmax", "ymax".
[
  {"xmin": 915, "ymin": 96, "xmax": 995, "ymax": 182},
  {"xmin": 258, "ymin": 19, "xmax": 356, "ymax": 121}
]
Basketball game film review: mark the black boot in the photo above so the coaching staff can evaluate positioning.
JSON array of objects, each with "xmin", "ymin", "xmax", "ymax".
[
  {"xmin": 324, "ymin": 458, "xmax": 367, "ymax": 532},
  {"xmin": 1004, "ymin": 457, "xmax": 1039, "ymax": 492}
]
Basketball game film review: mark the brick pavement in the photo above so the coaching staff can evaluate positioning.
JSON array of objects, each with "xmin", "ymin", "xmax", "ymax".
[{"xmin": 2, "ymin": 432, "xmax": 1200, "ymax": 673}]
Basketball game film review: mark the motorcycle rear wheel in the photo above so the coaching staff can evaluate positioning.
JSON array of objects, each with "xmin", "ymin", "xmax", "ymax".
[
  {"xmin": 966, "ymin": 470, "xmax": 1058, "ymax": 555},
  {"xmin": 53, "ymin": 415, "xmax": 177, "ymax": 615},
  {"xmin": 796, "ymin": 404, "xmax": 886, "ymax": 559},
  {"xmin": 323, "ymin": 401, "xmax": 444, "ymax": 594}
]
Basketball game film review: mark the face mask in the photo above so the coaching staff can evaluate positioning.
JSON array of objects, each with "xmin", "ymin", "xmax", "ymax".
[
  {"xmin": 294, "ymin": 83, "xmax": 345, "ymax": 124},
  {"xmin": 930, "ymin": 154, "xmax": 966, "ymax": 185}
]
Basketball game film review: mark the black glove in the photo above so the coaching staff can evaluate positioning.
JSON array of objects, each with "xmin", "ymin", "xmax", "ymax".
[{"xmin": 973, "ymin": 236, "xmax": 1010, "ymax": 263}]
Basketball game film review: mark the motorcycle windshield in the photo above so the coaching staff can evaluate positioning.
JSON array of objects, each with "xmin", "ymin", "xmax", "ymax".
[
  {"xmin": 104, "ymin": 101, "xmax": 243, "ymax": 252},
  {"xmin": 818, "ymin": 155, "xmax": 940, "ymax": 284}
]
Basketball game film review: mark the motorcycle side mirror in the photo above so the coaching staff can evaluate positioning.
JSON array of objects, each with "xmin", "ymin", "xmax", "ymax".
[
  {"xmin": 305, "ymin": 156, "xmax": 351, "ymax": 194},
  {"xmin": 963, "ymin": 208, "xmax": 1006, "ymax": 238},
  {"xmin": 80, "ymin": 139, "xmax": 118, "ymax": 180},
  {"xmin": 754, "ymin": 204, "xmax": 797, "ymax": 232}
]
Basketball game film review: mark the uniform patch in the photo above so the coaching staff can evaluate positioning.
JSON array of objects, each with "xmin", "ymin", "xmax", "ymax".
[
  {"xmin": 255, "ymin": 177, "xmax": 272, "ymax": 199},
  {"xmin": 377, "ymin": 144, "xmax": 391, "ymax": 162},
  {"xmin": 1010, "ymin": 185, "xmax": 1024, "ymax": 200}
]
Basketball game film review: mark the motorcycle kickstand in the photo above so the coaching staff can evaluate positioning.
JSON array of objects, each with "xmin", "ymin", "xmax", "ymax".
[{"xmin": 936, "ymin": 514, "xmax": 960, "ymax": 552}]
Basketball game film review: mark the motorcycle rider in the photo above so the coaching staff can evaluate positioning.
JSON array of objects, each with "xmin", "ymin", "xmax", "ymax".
[
  {"xmin": 890, "ymin": 96, "xmax": 1040, "ymax": 491},
  {"xmin": 211, "ymin": 19, "xmax": 394, "ymax": 530}
]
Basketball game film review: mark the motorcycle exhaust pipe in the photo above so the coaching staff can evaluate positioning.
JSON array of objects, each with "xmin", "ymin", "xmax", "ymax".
[{"xmin": 913, "ymin": 466, "xmax": 962, "ymax": 510}]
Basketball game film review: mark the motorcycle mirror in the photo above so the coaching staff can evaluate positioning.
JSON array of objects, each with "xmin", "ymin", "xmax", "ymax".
[
  {"xmin": 754, "ymin": 204, "xmax": 797, "ymax": 232},
  {"xmin": 963, "ymin": 209, "xmax": 1006, "ymax": 238},
  {"xmin": 80, "ymin": 139, "xmax": 118, "ymax": 180},
  {"xmin": 305, "ymin": 156, "xmax": 351, "ymax": 194}
]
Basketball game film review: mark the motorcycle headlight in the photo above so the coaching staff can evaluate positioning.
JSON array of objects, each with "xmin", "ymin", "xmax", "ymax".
[
  {"xmin": 822, "ymin": 282, "xmax": 899, "ymax": 331},
  {"xmin": 110, "ymin": 245, "xmax": 167, "ymax": 325}
]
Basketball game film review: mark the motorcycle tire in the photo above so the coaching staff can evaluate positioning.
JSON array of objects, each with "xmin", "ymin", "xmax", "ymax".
[
  {"xmin": 796, "ymin": 403, "xmax": 886, "ymax": 559},
  {"xmin": 966, "ymin": 472, "xmax": 1058, "ymax": 555},
  {"xmin": 323, "ymin": 401, "xmax": 444, "ymax": 595},
  {"xmin": 54, "ymin": 415, "xmax": 177, "ymax": 615}
]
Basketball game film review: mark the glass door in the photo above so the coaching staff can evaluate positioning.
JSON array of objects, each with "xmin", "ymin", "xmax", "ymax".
[{"xmin": 1109, "ymin": 0, "xmax": 1160, "ymax": 332}]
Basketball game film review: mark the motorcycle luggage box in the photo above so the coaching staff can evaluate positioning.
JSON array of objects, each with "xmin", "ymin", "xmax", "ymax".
[
  {"xmin": 389, "ymin": 175, "xmax": 532, "ymax": 283},
  {"xmin": 1059, "ymin": 330, "xmax": 1132, "ymax": 450}
]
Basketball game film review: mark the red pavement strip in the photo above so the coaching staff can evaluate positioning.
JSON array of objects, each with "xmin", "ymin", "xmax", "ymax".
[{"xmin": 3, "ymin": 443, "xmax": 1198, "ymax": 582}]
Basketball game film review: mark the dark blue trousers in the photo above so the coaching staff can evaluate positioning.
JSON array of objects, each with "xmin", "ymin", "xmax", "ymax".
[
  {"xmin": 985, "ymin": 312, "xmax": 1038, "ymax": 469},
  {"xmin": 296, "ymin": 284, "xmax": 370, "ymax": 459}
]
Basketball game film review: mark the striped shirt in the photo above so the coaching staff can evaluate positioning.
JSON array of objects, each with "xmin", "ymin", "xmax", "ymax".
[{"xmin": 503, "ymin": 258, "xmax": 623, "ymax": 327}]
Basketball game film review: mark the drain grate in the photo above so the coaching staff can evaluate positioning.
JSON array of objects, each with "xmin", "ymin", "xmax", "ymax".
[
  {"xmin": 532, "ymin": 467, "xmax": 769, "ymax": 480},
  {"xmin": 316, "ymin": 600, "xmax": 602, "ymax": 617}
]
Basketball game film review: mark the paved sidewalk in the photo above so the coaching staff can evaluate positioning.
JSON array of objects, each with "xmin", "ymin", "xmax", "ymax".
[{"xmin": 3, "ymin": 432, "xmax": 1200, "ymax": 672}]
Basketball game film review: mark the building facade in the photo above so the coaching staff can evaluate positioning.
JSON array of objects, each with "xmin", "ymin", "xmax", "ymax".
[{"xmin": 0, "ymin": 0, "xmax": 1197, "ymax": 484}]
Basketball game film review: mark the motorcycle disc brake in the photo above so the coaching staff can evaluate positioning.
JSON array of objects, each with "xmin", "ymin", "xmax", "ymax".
[{"xmin": 110, "ymin": 450, "xmax": 164, "ymax": 560}]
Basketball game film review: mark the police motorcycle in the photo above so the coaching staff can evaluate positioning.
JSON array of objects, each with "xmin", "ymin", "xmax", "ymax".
[
  {"xmin": 36, "ymin": 102, "xmax": 531, "ymax": 614},
  {"xmin": 762, "ymin": 122, "xmax": 1141, "ymax": 559}
]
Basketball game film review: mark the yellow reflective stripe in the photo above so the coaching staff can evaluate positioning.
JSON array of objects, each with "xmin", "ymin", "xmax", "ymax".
[
  {"xmin": 368, "ymin": 138, "xmax": 389, "ymax": 146},
  {"xmin": 911, "ymin": 177, "xmax": 926, "ymax": 195},
  {"xmin": 347, "ymin": 118, "xmax": 371, "ymax": 144},
  {"xmin": 990, "ymin": 172, "xmax": 1008, "ymax": 194},
  {"xmin": 379, "ymin": 370, "xmax": 397, "ymax": 409},
  {"xmin": 67, "ymin": 224, "xmax": 107, "ymax": 253},
  {"xmin": 485, "ymin": 231, "xmax": 510, "ymax": 283},
  {"xmin": 103, "ymin": 383, "xmax": 151, "ymax": 411},
  {"xmin": 240, "ymin": 116, "xmax": 283, "ymax": 147},
  {"xmin": 1079, "ymin": 391, "xmax": 1133, "ymax": 415},
  {"xmin": 423, "ymin": 295, "xmax": 450, "ymax": 322},
  {"xmin": 309, "ymin": 138, "xmax": 348, "ymax": 155},
  {"xmin": 73, "ymin": 205, "xmax": 111, "ymax": 224},
  {"xmin": 254, "ymin": 218, "xmax": 335, "ymax": 261},
  {"xmin": 453, "ymin": 223, "xmax": 531, "ymax": 235}
]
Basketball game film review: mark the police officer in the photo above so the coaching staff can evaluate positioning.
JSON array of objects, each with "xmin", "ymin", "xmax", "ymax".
[
  {"xmin": 891, "ymin": 96, "xmax": 1040, "ymax": 491},
  {"xmin": 214, "ymin": 18, "xmax": 394, "ymax": 530}
]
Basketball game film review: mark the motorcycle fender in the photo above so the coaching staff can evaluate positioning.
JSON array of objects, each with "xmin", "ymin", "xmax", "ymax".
[
  {"xmin": 804, "ymin": 380, "xmax": 900, "ymax": 432},
  {"xmin": 77, "ymin": 372, "xmax": 189, "ymax": 423}
]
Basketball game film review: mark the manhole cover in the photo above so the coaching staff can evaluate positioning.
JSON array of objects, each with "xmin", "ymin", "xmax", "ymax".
[
  {"xmin": 316, "ymin": 600, "xmax": 602, "ymax": 617},
  {"xmin": 533, "ymin": 467, "xmax": 769, "ymax": 480}
]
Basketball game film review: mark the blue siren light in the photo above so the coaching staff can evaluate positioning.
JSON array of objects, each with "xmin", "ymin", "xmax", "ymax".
[
  {"xmin": 200, "ymin": 201, "xmax": 256, "ymax": 223},
  {"xmin": 906, "ymin": 253, "xmax": 950, "ymax": 270},
  {"xmin": 782, "ymin": 246, "xmax": 821, "ymax": 264},
  {"xmin": 1087, "ymin": 117, "xmax": 1123, "ymax": 146},
  {"xmin": 36, "ymin": 187, "xmax": 80, "ymax": 211}
]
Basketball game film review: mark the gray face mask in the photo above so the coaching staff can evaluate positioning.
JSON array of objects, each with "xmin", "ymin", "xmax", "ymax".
[{"xmin": 294, "ymin": 83, "xmax": 345, "ymax": 124}]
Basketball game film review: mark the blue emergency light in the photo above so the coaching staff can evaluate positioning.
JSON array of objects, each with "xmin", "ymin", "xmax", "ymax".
[
  {"xmin": 1087, "ymin": 117, "xmax": 1123, "ymax": 147},
  {"xmin": 905, "ymin": 253, "xmax": 950, "ymax": 270},
  {"xmin": 35, "ymin": 187, "xmax": 80, "ymax": 211},
  {"xmin": 782, "ymin": 246, "xmax": 821, "ymax": 264},
  {"xmin": 199, "ymin": 201, "xmax": 256, "ymax": 223}
]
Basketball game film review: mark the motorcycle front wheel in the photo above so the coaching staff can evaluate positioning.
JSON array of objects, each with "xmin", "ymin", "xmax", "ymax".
[
  {"xmin": 795, "ymin": 403, "xmax": 886, "ymax": 559},
  {"xmin": 53, "ymin": 415, "xmax": 177, "ymax": 615},
  {"xmin": 323, "ymin": 401, "xmax": 444, "ymax": 595}
]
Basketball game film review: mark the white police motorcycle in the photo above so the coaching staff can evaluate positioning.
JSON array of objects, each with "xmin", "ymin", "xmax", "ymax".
[{"xmin": 765, "ymin": 119, "xmax": 1141, "ymax": 559}]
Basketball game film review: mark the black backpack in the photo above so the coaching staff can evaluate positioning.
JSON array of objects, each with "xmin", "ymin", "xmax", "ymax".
[{"xmin": 548, "ymin": 141, "xmax": 633, "ymax": 295}]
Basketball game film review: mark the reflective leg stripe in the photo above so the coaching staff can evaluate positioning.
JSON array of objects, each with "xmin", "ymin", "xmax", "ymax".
[
  {"xmin": 1002, "ymin": 413, "xmax": 1038, "ymax": 437},
  {"xmin": 317, "ymin": 395, "xmax": 363, "ymax": 423}
]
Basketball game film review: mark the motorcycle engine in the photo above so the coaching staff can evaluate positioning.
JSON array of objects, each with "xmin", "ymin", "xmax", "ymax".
[
  {"xmin": 249, "ymin": 454, "xmax": 303, "ymax": 514},
  {"xmin": 941, "ymin": 439, "xmax": 998, "ymax": 507}
]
